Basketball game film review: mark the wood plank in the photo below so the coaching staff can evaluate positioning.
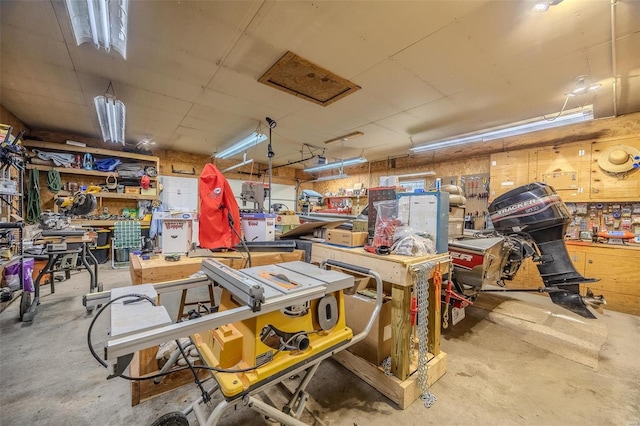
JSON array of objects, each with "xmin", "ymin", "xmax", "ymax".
[
  {"xmin": 71, "ymin": 219, "xmax": 150, "ymax": 227},
  {"xmin": 23, "ymin": 139, "xmax": 159, "ymax": 162},
  {"xmin": 332, "ymin": 350, "xmax": 447, "ymax": 409},
  {"xmin": 129, "ymin": 251, "xmax": 306, "ymax": 285},
  {"xmin": 391, "ymin": 284, "xmax": 412, "ymax": 380},
  {"xmin": 311, "ymin": 244, "xmax": 449, "ymax": 287},
  {"xmin": 26, "ymin": 164, "xmax": 158, "ymax": 181},
  {"xmin": 55, "ymin": 190, "xmax": 158, "ymax": 201}
]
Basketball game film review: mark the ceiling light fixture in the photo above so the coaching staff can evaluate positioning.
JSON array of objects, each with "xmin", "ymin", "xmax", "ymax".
[
  {"xmin": 410, "ymin": 106, "xmax": 593, "ymax": 153},
  {"xmin": 395, "ymin": 171, "xmax": 437, "ymax": 179},
  {"xmin": 533, "ymin": 0, "xmax": 563, "ymax": 12},
  {"xmin": 324, "ymin": 131, "xmax": 364, "ymax": 145},
  {"xmin": 308, "ymin": 173, "xmax": 350, "ymax": 183},
  {"xmin": 222, "ymin": 153, "xmax": 254, "ymax": 173},
  {"xmin": 566, "ymin": 75, "xmax": 602, "ymax": 97},
  {"xmin": 65, "ymin": 0, "xmax": 128, "ymax": 59},
  {"xmin": 94, "ymin": 82, "xmax": 125, "ymax": 144},
  {"xmin": 215, "ymin": 131, "xmax": 268, "ymax": 159},
  {"xmin": 303, "ymin": 156, "xmax": 367, "ymax": 173}
]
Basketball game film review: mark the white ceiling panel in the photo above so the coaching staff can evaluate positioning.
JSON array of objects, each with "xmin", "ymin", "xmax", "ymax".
[{"xmin": 0, "ymin": 0, "xmax": 638, "ymax": 167}]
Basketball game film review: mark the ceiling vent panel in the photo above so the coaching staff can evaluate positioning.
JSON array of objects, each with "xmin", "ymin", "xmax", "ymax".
[{"xmin": 258, "ymin": 51, "xmax": 361, "ymax": 107}]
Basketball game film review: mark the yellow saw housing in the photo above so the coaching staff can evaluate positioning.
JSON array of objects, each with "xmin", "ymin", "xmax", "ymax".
[{"xmin": 193, "ymin": 287, "xmax": 353, "ymax": 398}]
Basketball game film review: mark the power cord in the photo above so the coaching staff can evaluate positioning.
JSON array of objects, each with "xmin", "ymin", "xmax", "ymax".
[
  {"xmin": 47, "ymin": 169, "xmax": 62, "ymax": 193},
  {"xmin": 26, "ymin": 168, "xmax": 42, "ymax": 224},
  {"xmin": 228, "ymin": 210, "xmax": 251, "ymax": 268},
  {"xmin": 87, "ymin": 293, "xmax": 320, "ymax": 381}
]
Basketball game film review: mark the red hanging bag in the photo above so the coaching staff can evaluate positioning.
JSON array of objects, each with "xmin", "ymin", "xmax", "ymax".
[{"xmin": 198, "ymin": 164, "xmax": 241, "ymax": 249}]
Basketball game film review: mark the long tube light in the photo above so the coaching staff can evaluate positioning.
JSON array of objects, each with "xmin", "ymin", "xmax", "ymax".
[
  {"xmin": 303, "ymin": 157, "xmax": 367, "ymax": 173},
  {"xmin": 66, "ymin": 0, "xmax": 128, "ymax": 59},
  {"xmin": 222, "ymin": 154, "xmax": 254, "ymax": 172},
  {"xmin": 308, "ymin": 173, "xmax": 350, "ymax": 182},
  {"xmin": 215, "ymin": 132, "xmax": 268, "ymax": 159},
  {"xmin": 410, "ymin": 106, "xmax": 593, "ymax": 153},
  {"xmin": 94, "ymin": 95, "xmax": 125, "ymax": 144}
]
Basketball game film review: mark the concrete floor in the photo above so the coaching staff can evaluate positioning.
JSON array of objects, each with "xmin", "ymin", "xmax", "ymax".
[{"xmin": 1, "ymin": 265, "xmax": 639, "ymax": 425}]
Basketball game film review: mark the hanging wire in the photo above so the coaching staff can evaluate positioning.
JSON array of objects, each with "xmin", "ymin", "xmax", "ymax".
[
  {"xmin": 543, "ymin": 95, "xmax": 570, "ymax": 121},
  {"xmin": 105, "ymin": 81, "xmax": 116, "ymax": 97}
]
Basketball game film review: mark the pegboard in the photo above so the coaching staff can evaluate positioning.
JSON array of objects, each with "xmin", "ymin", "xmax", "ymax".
[{"xmin": 460, "ymin": 173, "xmax": 490, "ymax": 230}]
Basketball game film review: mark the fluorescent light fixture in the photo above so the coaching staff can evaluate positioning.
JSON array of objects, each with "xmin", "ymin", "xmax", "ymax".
[
  {"xmin": 308, "ymin": 173, "xmax": 350, "ymax": 183},
  {"xmin": 410, "ymin": 106, "xmax": 593, "ymax": 153},
  {"xmin": 324, "ymin": 131, "xmax": 364, "ymax": 145},
  {"xmin": 222, "ymin": 153, "xmax": 254, "ymax": 172},
  {"xmin": 215, "ymin": 132, "xmax": 268, "ymax": 159},
  {"xmin": 303, "ymin": 157, "xmax": 367, "ymax": 173},
  {"xmin": 94, "ymin": 95, "xmax": 126, "ymax": 144},
  {"xmin": 533, "ymin": 0, "xmax": 563, "ymax": 12},
  {"xmin": 66, "ymin": 0, "xmax": 128, "ymax": 59},
  {"xmin": 395, "ymin": 171, "xmax": 436, "ymax": 179},
  {"xmin": 566, "ymin": 76, "xmax": 602, "ymax": 97}
]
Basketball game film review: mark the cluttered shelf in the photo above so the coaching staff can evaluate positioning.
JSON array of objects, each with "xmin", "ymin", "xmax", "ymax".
[
  {"xmin": 22, "ymin": 140, "xmax": 159, "ymax": 163},
  {"xmin": 71, "ymin": 219, "xmax": 151, "ymax": 227},
  {"xmin": 25, "ymin": 164, "xmax": 158, "ymax": 181},
  {"xmin": 55, "ymin": 190, "xmax": 158, "ymax": 201}
]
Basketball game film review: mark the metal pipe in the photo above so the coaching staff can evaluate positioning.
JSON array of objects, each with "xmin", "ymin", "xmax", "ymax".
[{"xmin": 610, "ymin": 0, "xmax": 618, "ymax": 117}]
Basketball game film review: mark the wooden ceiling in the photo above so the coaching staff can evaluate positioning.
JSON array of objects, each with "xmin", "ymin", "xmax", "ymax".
[{"xmin": 1, "ymin": 0, "xmax": 639, "ymax": 167}]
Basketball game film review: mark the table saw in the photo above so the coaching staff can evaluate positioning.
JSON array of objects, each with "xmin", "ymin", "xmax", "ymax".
[{"xmin": 88, "ymin": 257, "xmax": 383, "ymax": 425}]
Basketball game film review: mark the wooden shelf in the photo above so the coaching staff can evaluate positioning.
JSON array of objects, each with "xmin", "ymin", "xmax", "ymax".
[
  {"xmin": 26, "ymin": 164, "xmax": 157, "ymax": 181},
  {"xmin": 71, "ymin": 219, "xmax": 151, "ymax": 227},
  {"xmin": 55, "ymin": 190, "xmax": 158, "ymax": 201},
  {"xmin": 23, "ymin": 140, "xmax": 159, "ymax": 163}
]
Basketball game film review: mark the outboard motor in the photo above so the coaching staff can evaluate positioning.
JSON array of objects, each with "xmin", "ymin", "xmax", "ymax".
[{"xmin": 489, "ymin": 182, "xmax": 599, "ymax": 318}]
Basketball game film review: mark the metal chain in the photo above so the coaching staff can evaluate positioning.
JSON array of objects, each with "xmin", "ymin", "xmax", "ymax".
[
  {"xmin": 413, "ymin": 261, "xmax": 437, "ymax": 408},
  {"xmin": 381, "ymin": 356, "xmax": 393, "ymax": 376}
]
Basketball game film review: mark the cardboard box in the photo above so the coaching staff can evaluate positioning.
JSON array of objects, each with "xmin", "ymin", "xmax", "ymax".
[
  {"xmin": 352, "ymin": 219, "xmax": 368, "ymax": 233},
  {"xmin": 325, "ymin": 229, "xmax": 368, "ymax": 247},
  {"xmin": 241, "ymin": 213, "xmax": 276, "ymax": 242},
  {"xmin": 141, "ymin": 187, "xmax": 157, "ymax": 196},
  {"xmin": 276, "ymin": 214, "xmax": 300, "ymax": 226},
  {"xmin": 344, "ymin": 293, "xmax": 392, "ymax": 365},
  {"xmin": 161, "ymin": 218, "xmax": 193, "ymax": 254}
]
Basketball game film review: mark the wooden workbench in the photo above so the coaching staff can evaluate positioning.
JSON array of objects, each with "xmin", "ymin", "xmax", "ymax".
[
  {"xmin": 311, "ymin": 243, "xmax": 450, "ymax": 409},
  {"xmin": 128, "ymin": 250, "xmax": 305, "ymax": 405},
  {"xmin": 129, "ymin": 250, "xmax": 306, "ymax": 285}
]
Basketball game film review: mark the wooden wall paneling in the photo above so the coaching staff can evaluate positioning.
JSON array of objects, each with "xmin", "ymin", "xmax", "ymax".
[
  {"xmin": 535, "ymin": 141, "xmax": 591, "ymax": 202},
  {"xmin": 589, "ymin": 136, "xmax": 640, "ymax": 200},
  {"xmin": 501, "ymin": 113, "xmax": 640, "ymax": 152},
  {"xmin": 312, "ymin": 155, "xmax": 491, "ymax": 196},
  {"xmin": 504, "ymin": 258, "xmax": 544, "ymax": 290},
  {"xmin": 489, "ymin": 150, "xmax": 532, "ymax": 200},
  {"xmin": 578, "ymin": 246, "xmax": 640, "ymax": 315},
  {"xmin": 0, "ymin": 105, "xmax": 30, "ymax": 135}
]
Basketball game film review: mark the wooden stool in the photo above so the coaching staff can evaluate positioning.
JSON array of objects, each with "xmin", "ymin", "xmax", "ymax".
[{"xmin": 177, "ymin": 283, "xmax": 216, "ymax": 321}]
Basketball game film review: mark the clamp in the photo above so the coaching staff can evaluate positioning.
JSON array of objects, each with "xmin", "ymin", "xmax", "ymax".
[{"xmin": 364, "ymin": 245, "xmax": 391, "ymax": 255}]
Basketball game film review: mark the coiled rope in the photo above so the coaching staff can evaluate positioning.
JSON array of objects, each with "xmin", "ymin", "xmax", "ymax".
[
  {"xmin": 26, "ymin": 168, "xmax": 42, "ymax": 224},
  {"xmin": 47, "ymin": 169, "xmax": 62, "ymax": 193}
]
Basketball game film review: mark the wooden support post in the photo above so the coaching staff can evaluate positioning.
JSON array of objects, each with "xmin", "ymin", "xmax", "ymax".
[{"xmin": 391, "ymin": 283, "xmax": 412, "ymax": 380}]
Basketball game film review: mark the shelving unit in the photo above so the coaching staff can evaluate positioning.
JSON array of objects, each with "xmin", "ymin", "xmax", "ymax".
[
  {"xmin": 0, "ymin": 140, "xmax": 26, "ymax": 316},
  {"xmin": 22, "ymin": 140, "xmax": 160, "ymax": 221},
  {"xmin": 54, "ymin": 190, "xmax": 158, "ymax": 201}
]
